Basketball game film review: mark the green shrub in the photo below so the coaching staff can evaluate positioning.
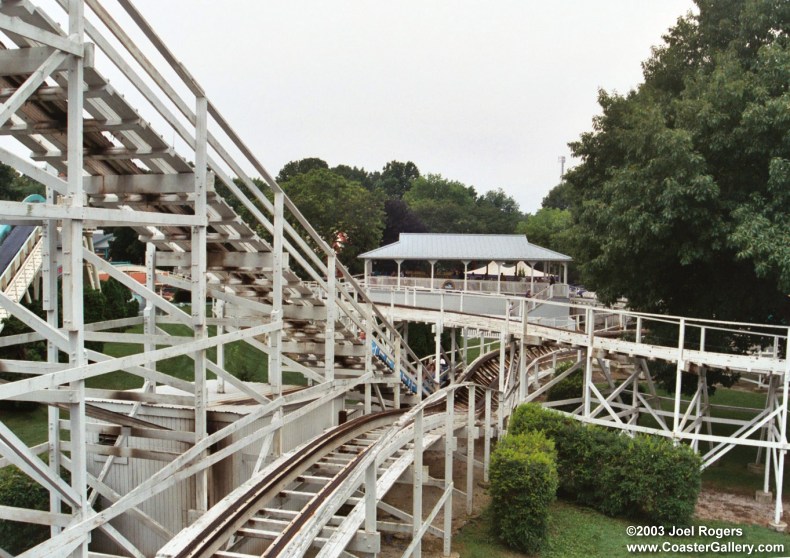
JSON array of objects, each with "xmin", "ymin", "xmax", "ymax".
[
  {"xmin": 509, "ymin": 403, "xmax": 702, "ymax": 525},
  {"xmin": 0, "ymin": 466, "xmax": 49, "ymax": 553},
  {"xmin": 489, "ymin": 431, "xmax": 558, "ymax": 554},
  {"xmin": 600, "ymin": 434, "xmax": 701, "ymax": 524}
]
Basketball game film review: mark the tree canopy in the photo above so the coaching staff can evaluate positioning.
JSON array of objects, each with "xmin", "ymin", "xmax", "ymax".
[
  {"xmin": 280, "ymin": 168, "xmax": 385, "ymax": 270},
  {"xmin": 563, "ymin": 0, "xmax": 789, "ymax": 323}
]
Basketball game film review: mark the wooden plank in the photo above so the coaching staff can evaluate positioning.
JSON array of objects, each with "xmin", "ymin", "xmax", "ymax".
[{"xmin": 0, "ymin": 45, "xmax": 92, "ymax": 75}]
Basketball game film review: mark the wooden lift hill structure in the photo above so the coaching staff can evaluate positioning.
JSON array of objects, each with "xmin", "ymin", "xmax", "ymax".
[{"xmin": 0, "ymin": 1, "xmax": 787, "ymax": 556}]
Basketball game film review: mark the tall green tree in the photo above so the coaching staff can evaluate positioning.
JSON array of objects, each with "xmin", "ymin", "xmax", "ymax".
[
  {"xmin": 564, "ymin": 0, "xmax": 790, "ymax": 324},
  {"xmin": 276, "ymin": 157, "xmax": 329, "ymax": 183},
  {"xmin": 280, "ymin": 168, "xmax": 384, "ymax": 271},
  {"xmin": 403, "ymin": 174, "xmax": 479, "ymax": 233},
  {"xmin": 371, "ymin": 160, "xmax": 421, "ymax": 200},
  {"xmin": 517, "ymin": 208, "xmax": 572, "ymax": 255},
  {"xmin": 475, "ymin": 188, "xmax": 523, "ymax": 234}
]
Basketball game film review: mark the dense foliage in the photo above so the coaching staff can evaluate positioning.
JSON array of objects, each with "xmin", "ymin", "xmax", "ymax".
[
  {"xmin": 560, "ymin": 0, "xmax": 789, "ymax": 324},
  {"xmin": 0, "ymin": 466, "xmax": 49, "ymax": 554},
  {"xmin": 509, "ymin": 403, "xmax": 701, "ymax": 525},
  {"xmin": 489, "ymin": 431, "xmax": 558, "ymax": 553}
]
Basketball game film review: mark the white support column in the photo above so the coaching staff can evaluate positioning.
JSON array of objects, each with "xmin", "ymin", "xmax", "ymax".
[
  {"xmin": 466, "ymin": 385, "xmax": 476, "ymax": 515},
  {"xmin": 582, "ymin": 308, "xmax": 594, "ymax": 416},
  {"xmin": 498, "ymin": 332, "xmax": 506, "ymax": 432},
  {"xmin": 450, "ymin": 328, "xmax": 456, "ymax": 385},
  {"xmin": 215, "ymin": 299, "xmax": 225, "ymax": 393},
  {"xmin": 443, "ymin": 389, "xmax": 454, "ymax": 557},
  {"xmin": 270, "ymin": 191, "xmax": 285, "ymax": 395},
  {"xmin": 771, "ymin": 327, "xmax": 790, "ymax": 530},
  {"xmin": 144, "ymin": 243, "xmax": 157, "ymax": 393},
  {"xmin": 519, "ymin": 317, "xmax": 527, "ymax": 401},
  {"xmin": 672, "ymin": 319, "xmax": 686, "ymax": 438},
  {"xmin": 394, "ymin": 341, "xmax": 402, "ymax": 409},
  {"xmin": 325, "ymin": 253, "xmax": 336, "ymax": 382},
  {"xmin": 563, "ymin": 263, "xmax": 568, "ymax": 284},
  {"xmin": 64, "ymin": 3, "xmax": 88, "ymax": 555},
  {"xmin": 462, "ymin": 327, "xmax": 468, "ymax": 368},
  {"xmin": 412, "ymin": 408, "xmax": 424, "ymax": 558},
  {"xmin": 192, "ymin": 95, "xmax": 209, "ymax": 514},
  {"xmin": 396, "ymin": 259, "xmax": 403, "ymax": 289},
  {"xmin": 529, "ymin": 261, "xmax": 536, "ymax": 294},
  {"xmin": 364, "ymin": 303, "xmax": 373, "ymax": 414},
  {"xmin": 484, "ymin": 389, "xmax": 492, "ymax": 482},
  {"xmin": 364, "ymin": 259, "xmax": 372, "ymax": 287},
  {"xmin": 429, "ymin": 260, "xmax": 436, "ymax": 292},
  {"xmin": 365, "ymin": 462, "xmax": 377, "ymax": 537},
  {"xmin": 462, "ymin": 261, "xmax": 469, "ymax": 292},
  {"xmin": 43, "ymin": 185, "xmax": 61, "ymax": 537},
  {"xmin": 434, "ymin": 320, "xmax": 443, "ymax": 386}
]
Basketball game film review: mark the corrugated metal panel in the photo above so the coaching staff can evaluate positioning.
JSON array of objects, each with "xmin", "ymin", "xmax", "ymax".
[{"xmin": 359, "ymin": 233, "xmax": 572, "ymax": 261}]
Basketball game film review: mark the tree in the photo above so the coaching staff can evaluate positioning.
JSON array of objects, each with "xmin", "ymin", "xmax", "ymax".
[
  {"xmin": 280, "ymin": 168, "xmax": 385, "ymax": 271},
  {"xmin": 331, "ymin": 164, "xmax": 373, "ymax": 189},
  {"xmin": 564, "ymin": 0, "xmax": 790, "ymax": 325},
  {"xmin": 517, "ymin": 208, "xmax": 572, "ymax": 254},
  {"xmin": 403, "ymin": 174, "xmax": 479, "ymax": 233},
  {"xmin": 107, "ymin": 228, "xmax": 145, "ymax": 264},
  {"xmin": 0, "ymin": 163, "xmax": 43, "ymax": 200},
  {"xmin": 371, "ymin": 160, "xmax": 420, "ymax": 200},
  {"xmin": 276, "ymin": 157, "xmax": 329, "ymax": 183},
  {"xmin": 382, "ymin": 199, "xmax": 428, "ymax": 245},
  {"xmin": 475, "ymin": 188, "xmax": 522, "ymax": 234},
  {"xmin": 541, "ymin": 181, "xmax": 574, "ymax": 210}
]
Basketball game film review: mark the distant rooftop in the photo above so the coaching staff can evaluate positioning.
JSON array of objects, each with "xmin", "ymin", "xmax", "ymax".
[{"xmin": 359, "ymin": 233, "xmax": 571, "ymax": 262}]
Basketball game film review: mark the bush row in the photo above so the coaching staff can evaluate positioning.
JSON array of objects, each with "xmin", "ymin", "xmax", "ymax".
[
  {"xmin": 489, "ymin": 430, "xmax": 558, "ymax": 554},
  {"xmin": 508, "ymin": 403, "xmax": 701, "ymax": 525}
]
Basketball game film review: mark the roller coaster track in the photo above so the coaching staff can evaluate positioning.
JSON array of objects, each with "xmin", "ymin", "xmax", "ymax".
[{"xmin": 157, "ymin": 340, "xmax": 577, "ymax": 558}]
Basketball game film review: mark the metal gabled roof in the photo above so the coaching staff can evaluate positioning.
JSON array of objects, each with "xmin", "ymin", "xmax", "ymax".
[{"xmin": 358, "ymin": 233, "xmax": 572, "ymax": 262}]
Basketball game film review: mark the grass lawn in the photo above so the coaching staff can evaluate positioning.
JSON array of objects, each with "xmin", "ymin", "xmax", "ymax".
[{"xmin": 455, "ymin": 501, "xmax": 790, "ymax": 558}]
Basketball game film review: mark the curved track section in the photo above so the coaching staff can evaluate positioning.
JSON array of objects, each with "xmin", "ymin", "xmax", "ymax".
[{"xmin": 159, "ymin": 343, "xmax": 566, "ymax": 558}]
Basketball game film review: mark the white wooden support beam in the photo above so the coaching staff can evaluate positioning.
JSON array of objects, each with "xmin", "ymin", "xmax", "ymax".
[
  {"xmin": 325, "ymin": 253, "xmax": 336, "ymax": 382},
  {"xmin": 365, "ymin": 462, "xmax": 376, "ymax": 535},
  {"xmin": 191, "ymin": 94, "xmax": 209, "ymax": 514},
  {"xmin": 215, "ymin": 299, "xmax": 225, "ymax": 393},
  {"xmin": 0, "ymin": 50, "xmax": 68, "ymax": 129},
  {"xmin": 434, "ymin": 320, "xmax": 442, "ymax": 386},
  {"xmin": 772, "ymin": 328, "xmax": 790, "ymax": 528},
  {"xmin": 43, "ymin": 184, "xmax": 62, "ymax": 538},
  {"xmin": 498, "ymin": 332, "xmax": 505, "ymax": 432},
  {"xmin": 583, "ymin": 308, "xmax": 594, "ymax": 416},
  {"xmin": 0, "ymin": 14, "xmax": 85, "ymax": 56},
  {"xmin": 65, "ymin": 5, "xmax": 88, "ymax": 552},
  {"xmin": 484, "ymin": 389, "xmax": 492, "ymax": 483},
  {"xmin": 443, "ymin": 389, "xmax": 454, "ymax": 556},
  {"xmin": 412, "ymin": 408, "xmax": 424, "ymax": 558},
  {"xmin": 466, "ymin": 385, "xmax": 475, "ymax": 515},
  {"xmin": 1, "ymin": 201, "xmax": 205, "ymax": 227},
  {"xmin": 672, "ymin": 319, "xmax": 686, "ymax": 438},
  {"xmin": 270, "ymin": 191, "xmax": 284, "ymax": 395}
]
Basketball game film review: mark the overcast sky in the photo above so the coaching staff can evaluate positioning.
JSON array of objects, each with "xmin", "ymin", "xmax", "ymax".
[{"xmin": 82, "ymin": 2, "xmax": 695, "ymax": 214}]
